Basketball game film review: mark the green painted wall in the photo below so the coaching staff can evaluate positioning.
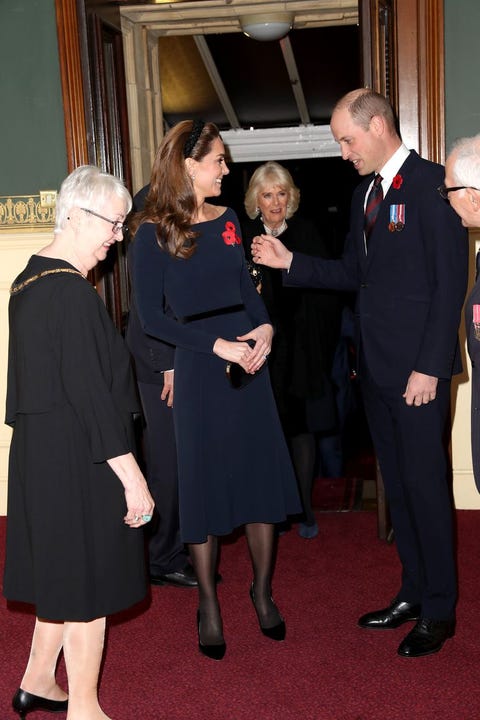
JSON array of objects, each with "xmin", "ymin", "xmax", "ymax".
[
  {"xmin": 0, "ymin": 1, "xmax": 476, "ymax": 195},
  {"xmin": 445, "ymin": 0, "xmax": 480, "ymax": 152},
  {"xmin": 0, "ymin": 0, "xmax": 67, "ymax": 196}
]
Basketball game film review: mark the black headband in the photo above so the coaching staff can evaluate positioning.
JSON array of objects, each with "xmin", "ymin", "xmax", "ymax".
[{"xmin": 183, "ymin": 120, "xmax": 205, "ymax": 158}]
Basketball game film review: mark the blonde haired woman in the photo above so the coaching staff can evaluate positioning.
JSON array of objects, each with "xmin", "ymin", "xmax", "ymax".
[{"xmin": 242, "ymin": 161, "xmax": 342, "ymax": 539}]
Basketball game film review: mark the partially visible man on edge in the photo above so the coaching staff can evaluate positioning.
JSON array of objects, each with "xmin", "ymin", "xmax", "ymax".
[
  {"xmin": 251, "ymin": 88, "xmax": 468, "ymax": 658},
  {"xmin": 442, "ymin": 134, "xmax": 480, "ymax": 492}
]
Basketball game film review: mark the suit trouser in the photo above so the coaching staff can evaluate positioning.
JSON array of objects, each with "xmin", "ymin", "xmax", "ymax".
[
  {"xmin": 138, "ymin": 381, "xmax": 188, "ymax": 574},
  {"xmin": 360, "ymin": 370, "xmax": 457, "ymax": 620}
]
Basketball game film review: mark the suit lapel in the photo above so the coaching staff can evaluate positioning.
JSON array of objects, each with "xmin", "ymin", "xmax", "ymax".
[{"xmin": 364, "ymin": 150, "xmax": 419, "ymax": 265}]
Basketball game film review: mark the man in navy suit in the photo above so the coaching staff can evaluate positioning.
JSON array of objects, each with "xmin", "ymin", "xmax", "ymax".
[
  {"xmin": 126, "ymin": 185, "xmax": 198, "ymax": 587},
  {"xmin": 252, "ymin": 89, "xmax": 468, "ymax": 657}
]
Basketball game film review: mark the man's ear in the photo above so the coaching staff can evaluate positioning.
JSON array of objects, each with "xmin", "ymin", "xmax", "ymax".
[{"xmin": 370, "ymin": 114, "xmax": 385, "ymax": 137}]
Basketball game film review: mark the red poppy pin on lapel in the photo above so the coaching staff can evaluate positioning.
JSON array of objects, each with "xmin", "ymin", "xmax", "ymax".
[{"xmin": 392, "ymin": 174, "xmax": 403, "ymax": 190}]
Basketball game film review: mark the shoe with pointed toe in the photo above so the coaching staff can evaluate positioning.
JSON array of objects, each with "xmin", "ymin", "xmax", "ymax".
[
  {"xmin": 397, "ymin": 618, "xmax": 455, "ymax": 657},
  {"xmin": 12, "ymin": 688, "xmax": 68, "ymax": 719},
  {"xmin": 196, "ymin": 611, "xmax": 226, "ymax": 660},
  {"xmin": 358, "ymin": 599, "xmax": 421, "ymax": 630},
  {"xmin": 249, "ymin": 583, "xmax": 286, "ymax": 641}
]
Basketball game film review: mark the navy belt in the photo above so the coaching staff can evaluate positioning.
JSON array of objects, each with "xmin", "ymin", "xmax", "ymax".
[{"xmin": 179, "ymin": 303, "xmax": 245, "ymax": 324}]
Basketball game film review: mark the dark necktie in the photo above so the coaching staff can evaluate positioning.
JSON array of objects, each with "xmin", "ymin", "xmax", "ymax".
[
  {"xmin": 364, "ymin": 174, "xmax": 383, "ymax": 250},
  {"xmin": 476, "ymin": 250, "xmax": 480, "ymax": 281}
]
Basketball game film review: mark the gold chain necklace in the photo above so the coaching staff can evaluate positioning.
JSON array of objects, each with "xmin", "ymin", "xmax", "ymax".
[{"xmin": 10, "ymin": 268, "xmax": 85, "ymax": 295}]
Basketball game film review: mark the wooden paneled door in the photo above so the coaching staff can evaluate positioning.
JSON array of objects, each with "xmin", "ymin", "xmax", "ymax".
[
  {"xmin": 55, "ymin": 0, "xmax": 132, "ymax": 332},
  {"xmin": 360, "ymin": 0, "xmax": 446, "ymax": 162}
]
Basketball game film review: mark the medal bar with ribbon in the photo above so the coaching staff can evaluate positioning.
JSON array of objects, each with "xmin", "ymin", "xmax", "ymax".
[{"xmin": 388, "ymin": 204, "xmax": 405, "ymax": 232}]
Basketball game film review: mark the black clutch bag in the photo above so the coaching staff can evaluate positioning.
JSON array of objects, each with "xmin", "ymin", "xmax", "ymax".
[
  {"xmin": 225, "ymin": 361, "xmax": 256, "ymax": 389},
  {"xmin": 226, "ymin": 338, "xmax": 267, "ymax": 389}
]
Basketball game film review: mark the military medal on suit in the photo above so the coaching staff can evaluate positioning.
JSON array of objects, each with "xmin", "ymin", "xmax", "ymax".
[{"xmin": 388, "ymin": 203, "xmax": 405, "ymax": 232}]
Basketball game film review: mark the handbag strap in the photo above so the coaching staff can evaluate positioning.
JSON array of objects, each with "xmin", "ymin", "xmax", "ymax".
[{"xmin": 10, "ymin": 268, "xmax": 85, "ymax": 295}]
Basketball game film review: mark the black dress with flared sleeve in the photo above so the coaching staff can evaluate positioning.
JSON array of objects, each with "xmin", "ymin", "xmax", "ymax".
[
  {"xmin": 3, "ymin": 256, "xmax": 147, "ymax": 621},
  {"xmin": 242, "ymin": 214, "xmax": 342, "ymax": 435}
]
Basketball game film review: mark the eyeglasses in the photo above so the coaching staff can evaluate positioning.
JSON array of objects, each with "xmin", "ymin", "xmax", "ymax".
[
  {"xmin": 437, "ymin": 184, "xmax": 480, "ymax": 200},
  {"xmin": 81, "ymin": 207, "xmax": 128, "ymax": 234}
]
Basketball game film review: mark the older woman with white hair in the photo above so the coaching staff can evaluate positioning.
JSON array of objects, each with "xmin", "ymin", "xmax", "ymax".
[
  {"xmin": 242, "ymin": 161, "xmax": 342, "ymax": 539},
  {"xmin": 4, "ymin": 165, "xmax": 154, "ymax": 720},
  {"xmin": 442, "ymin": 135, "xmax": 480, "ymax": 492}
]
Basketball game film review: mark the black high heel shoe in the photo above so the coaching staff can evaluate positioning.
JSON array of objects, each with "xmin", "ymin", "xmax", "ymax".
[
  {"xmin": 12, "ymin": 688, "xmax": 68, "ymax": 719},
  {"xmin": 196, "ymin": 610, "xmax": 226, "ymax": 660},
  {"xmin": 249, "ymin": 582, "xmax": 286, "ymax": 641}
]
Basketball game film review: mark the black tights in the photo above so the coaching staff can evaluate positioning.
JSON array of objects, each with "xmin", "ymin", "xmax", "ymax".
[
  {"xmin": 189, "ymin": 522, "xmax": 280, "ymax": 642},
  {"xmin": 290, "ymin": 432, "xmax": 316, "ymax": 526}
]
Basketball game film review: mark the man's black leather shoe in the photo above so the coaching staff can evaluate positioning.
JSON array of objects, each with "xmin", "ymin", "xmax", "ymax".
[
  {"xmin": 397, "ymin": 618, "xmax": 455, "ymax": 657},
  {"xmin": 150, "ymin": 564, "xmax": 222, "ymax": 588},
  {"xmin": 358, "ymin": 599, "xmax": 421, "ymax": 629},
  {"xmin": 150, "ymin": 563, "xmax": 199, "ymax": 587}
]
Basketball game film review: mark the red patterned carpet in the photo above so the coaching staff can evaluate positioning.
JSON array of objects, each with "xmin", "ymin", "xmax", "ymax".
[
  {"xmin": 2, "ymin": 510, "xmax": 480, "ymax": 720},
  {"xmin": 312, "ymin": 476, "xmax": 365, "ymax": 512}
]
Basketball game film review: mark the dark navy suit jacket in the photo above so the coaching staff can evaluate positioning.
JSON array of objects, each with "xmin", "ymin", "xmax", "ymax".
[
  {"xmin": 465, "ymin": 281, "xmax": 480, "ymax": 491},
  {"xmin": 286, "ymin": 151, "xmax": 468, "ymax": 387}
]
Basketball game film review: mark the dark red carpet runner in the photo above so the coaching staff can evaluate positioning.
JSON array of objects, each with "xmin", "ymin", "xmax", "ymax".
[{"xmin": 1, "ymin": 511, "xmax": 480, "ymax": 720}]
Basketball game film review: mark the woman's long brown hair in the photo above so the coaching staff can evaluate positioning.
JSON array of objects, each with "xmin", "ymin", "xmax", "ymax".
[{"xmin": 129, "ymin": 120, "xmax": 221, "ymax": 259}]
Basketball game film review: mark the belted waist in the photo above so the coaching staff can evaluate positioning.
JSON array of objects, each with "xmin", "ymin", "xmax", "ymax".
[{"xmin": 178, "ymin": 303, "xmax": 245, "ymax": 324}]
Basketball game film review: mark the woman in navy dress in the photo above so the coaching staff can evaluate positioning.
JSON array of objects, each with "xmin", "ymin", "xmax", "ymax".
[{"xmin": 129, "ymin": 120, "xmax": 301, "ymax": 660}]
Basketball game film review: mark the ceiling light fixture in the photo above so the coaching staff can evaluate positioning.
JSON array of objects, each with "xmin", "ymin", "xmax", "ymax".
[{"xmin": 240, "ymin": 13, "xmax": 293, "ymax": 42}]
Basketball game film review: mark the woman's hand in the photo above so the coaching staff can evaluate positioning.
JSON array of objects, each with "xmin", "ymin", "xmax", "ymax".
[
  {"xmin": 251, "ymin": 234, "xmax": 293, "ymax": 270},
  {"xmin": 123, "ymin": 481, "xmax": 155, "ymax": 528},
  {"xmin": 213, "ymin": 323, "xmax": 273, "ymax": 374},
  {"xmin": 107, "ymin": 453, "xmax": 155, "ymax": 528},
  {"xmin": 213, "ymin": 338, "xmax": 255, "ymax": 371},
  {"xmin": 237, "ymin": 324, "xmax": 273, "ymax": 373}
]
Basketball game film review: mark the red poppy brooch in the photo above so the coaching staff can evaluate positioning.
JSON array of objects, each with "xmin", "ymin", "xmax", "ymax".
[
  {"xmin": 222, "ymin": 220, "xmax": 241, "ymax": 246},
  {"xmin": 392, "ymin": 174, "xmax": 403, "ymax": 190}
]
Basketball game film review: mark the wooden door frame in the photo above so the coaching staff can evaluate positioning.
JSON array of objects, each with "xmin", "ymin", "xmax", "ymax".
[
  {"xmin": 361, "ymin": 0, "xmax": 446, "ymax": 163},
  {"xmin": 57, "ymin": 0, "xmax": 447, "ymax": 173},
  {"xmin": 55, "ymin": 0, "xmax": 89, "ymax": 170},
  {"xmin": 56, "ymin": 0, "xmax": 133, "ymax": 331}
]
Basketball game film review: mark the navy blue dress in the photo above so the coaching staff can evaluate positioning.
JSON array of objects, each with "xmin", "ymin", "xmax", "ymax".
[{"xmin": 129, "ymin": 208, "xmax": 301, "ymax": 543}]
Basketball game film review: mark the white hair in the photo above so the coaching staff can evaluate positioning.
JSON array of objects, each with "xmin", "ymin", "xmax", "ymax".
[
  {"xmin": 54, "ymin": 165, "xmax": 132, "ymax": 233},
  {"xmin": 450, "ymin": 135, "xmax": 480, "ymax": 187}
]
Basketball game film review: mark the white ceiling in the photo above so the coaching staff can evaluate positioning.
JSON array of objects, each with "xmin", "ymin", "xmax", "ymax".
[
  {"xmin": 119, "ymin": 0, "xmax": 360, "ymax": 161},
  {"xmin": 120, "ymin": 0, "xmax": 359, "ymax": 36}
]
